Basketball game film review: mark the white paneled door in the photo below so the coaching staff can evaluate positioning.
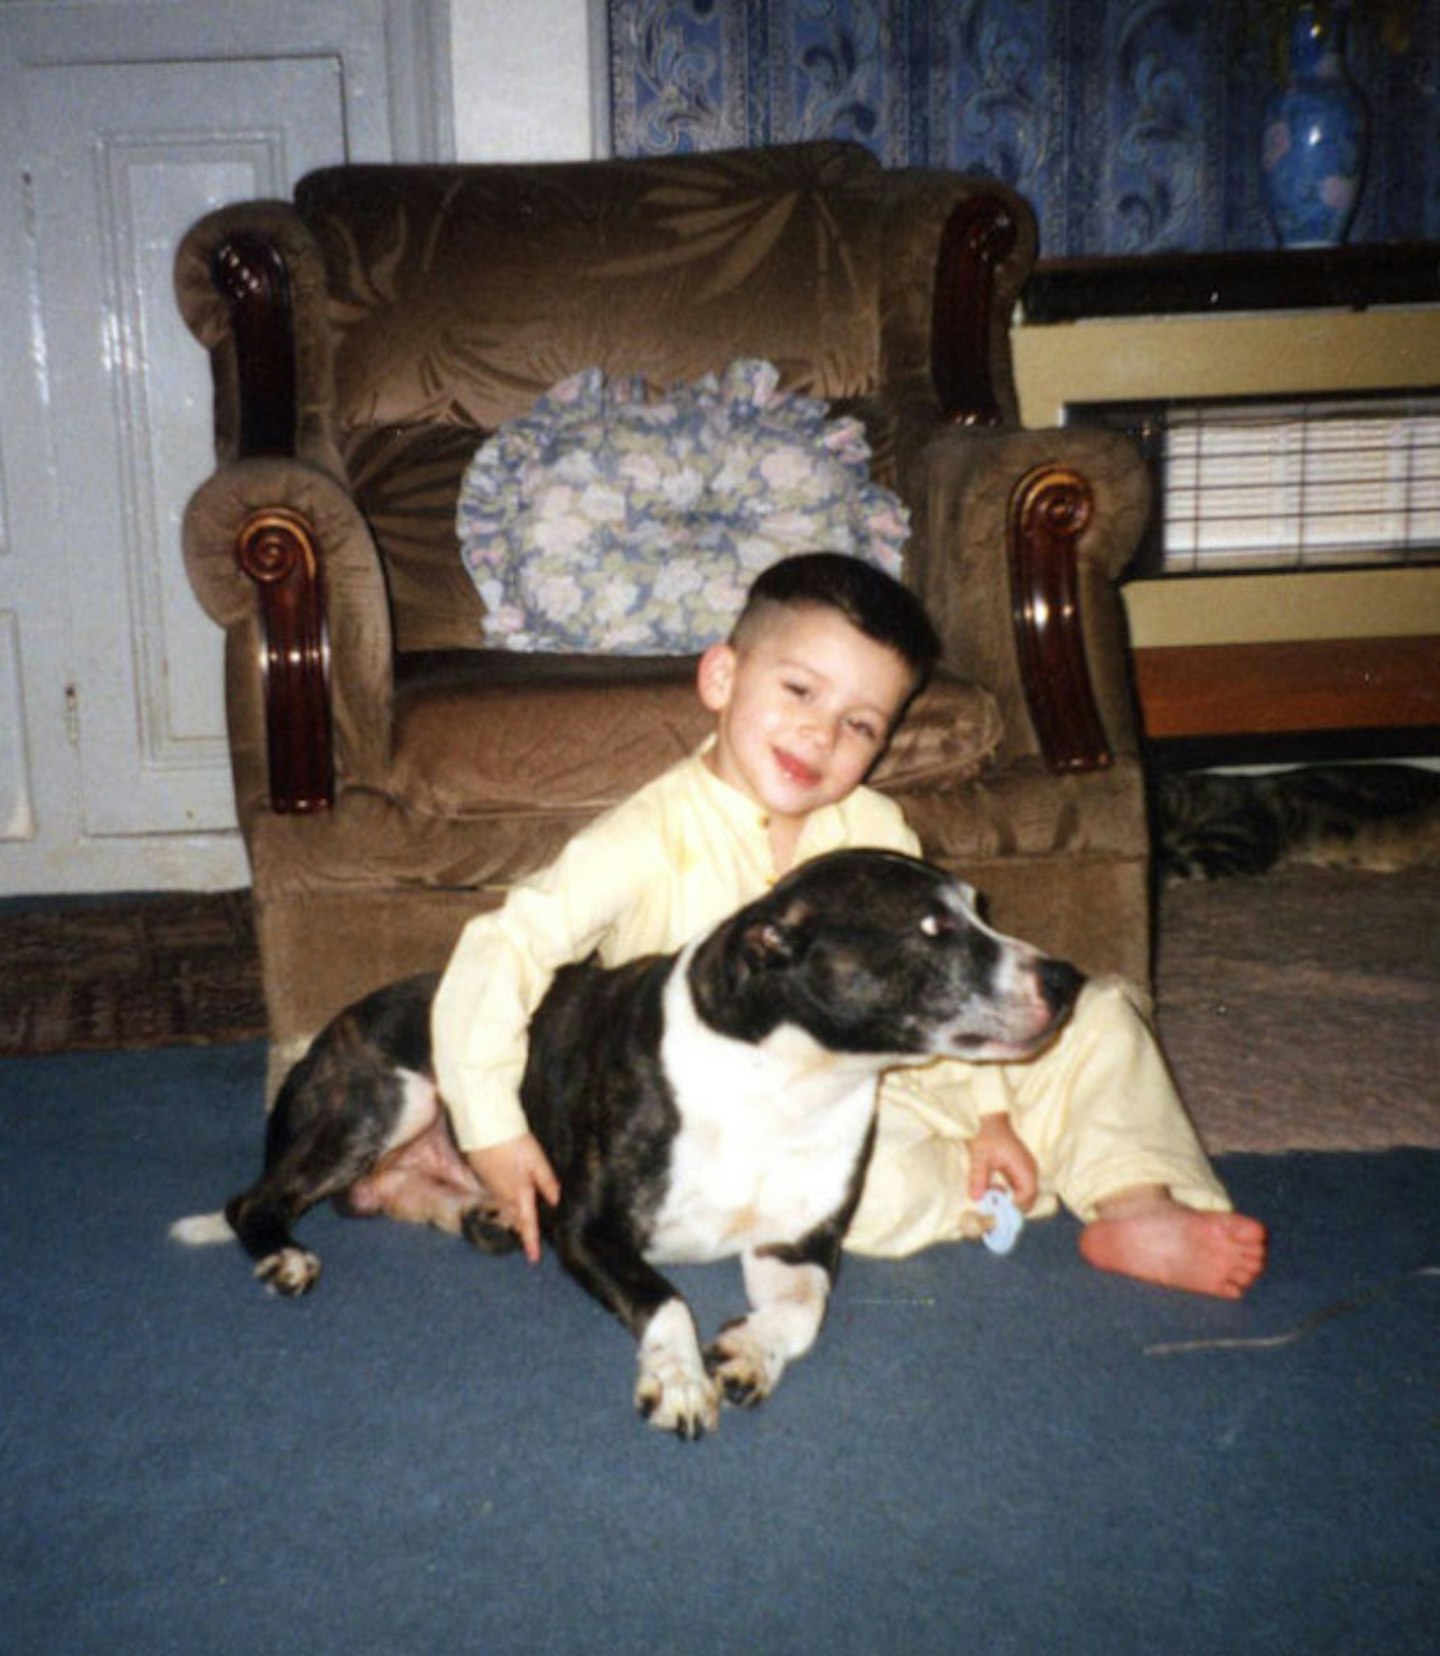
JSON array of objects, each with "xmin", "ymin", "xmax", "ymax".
[{"xmin": 0, "ymin": 1, "xmax": 451, "ymax": 893}]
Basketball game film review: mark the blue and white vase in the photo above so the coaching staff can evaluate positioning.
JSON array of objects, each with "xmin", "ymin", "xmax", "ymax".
[{"xmin": 1260, "ymin": 5, "xmax": 1369, "ymax": 247}]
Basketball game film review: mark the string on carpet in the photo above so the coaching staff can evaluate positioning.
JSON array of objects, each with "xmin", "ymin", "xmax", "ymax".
[{"xmin": 1144, "ymin": 1265, "xmax": 1440, "ymax": 1357}]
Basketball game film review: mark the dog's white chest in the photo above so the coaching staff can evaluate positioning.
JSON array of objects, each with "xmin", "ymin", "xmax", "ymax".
[{"xmin": 645, "ymin": 971, "xmax": 878, "ymax": 1265}]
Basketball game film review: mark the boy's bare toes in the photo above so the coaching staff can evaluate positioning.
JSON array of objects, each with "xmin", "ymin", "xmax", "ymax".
[{"xmin": 1080, "ymin": 1207, "xmax": 1267, "ymax": 1299}]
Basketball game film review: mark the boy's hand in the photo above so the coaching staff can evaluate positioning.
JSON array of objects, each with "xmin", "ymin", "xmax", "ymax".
[
  {"xmin": 967, "ymin": 1113, "xmax": 1039, "ymax": 1212},
  {"xmin": 465, "ymin": 1134, "xmax": 560, "ymax": 1264}
]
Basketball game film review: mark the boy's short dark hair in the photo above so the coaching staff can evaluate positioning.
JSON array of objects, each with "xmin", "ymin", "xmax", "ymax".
[{"xmin": 732, "ymin": 553, "xmax": 942, "ymax": 687}]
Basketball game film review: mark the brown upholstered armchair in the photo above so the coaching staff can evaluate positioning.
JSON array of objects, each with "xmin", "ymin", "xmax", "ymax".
[{"xmin": 175, "ymin": 141, "xmax": 1153, "ymax": 1092}]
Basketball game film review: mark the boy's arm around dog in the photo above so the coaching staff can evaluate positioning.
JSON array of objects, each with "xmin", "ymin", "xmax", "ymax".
[{"xmin": 432, "ymin": 799, "xmax": 673, "ymax": 1154}]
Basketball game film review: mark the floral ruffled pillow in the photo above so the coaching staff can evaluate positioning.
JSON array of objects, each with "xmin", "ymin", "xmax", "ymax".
[{"xmin": 456, "ymin": 359, "xmax": 909, "ymax": 654}]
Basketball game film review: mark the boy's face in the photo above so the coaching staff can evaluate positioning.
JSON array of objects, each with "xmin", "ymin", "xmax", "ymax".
[{"xmin": 697, "ymin": 605, "xmax": 916, "ymax": 825}]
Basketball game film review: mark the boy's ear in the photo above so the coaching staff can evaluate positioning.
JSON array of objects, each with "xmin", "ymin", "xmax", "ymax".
[{"xmin": 696, "ymin": 643, "xmax": 736, "ymax": 713}]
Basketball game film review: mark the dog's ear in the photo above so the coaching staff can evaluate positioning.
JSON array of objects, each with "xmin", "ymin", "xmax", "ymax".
[
  {"xmin": 739, "ymin": 920, "xmax": 794, "ymax": 973},
  {"xmin": 736, "ymin": 900, "xmax": 813, "ymax": 977}
]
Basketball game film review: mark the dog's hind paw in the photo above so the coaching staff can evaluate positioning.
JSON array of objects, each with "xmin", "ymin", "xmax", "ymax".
[
  {"xmin": 460, "ymin": 1209, "xmax": 522, "ymax": 1254},
  {"xmin": 255, "ymin": 1247, "xmax": 321, "ymax": 1297}
]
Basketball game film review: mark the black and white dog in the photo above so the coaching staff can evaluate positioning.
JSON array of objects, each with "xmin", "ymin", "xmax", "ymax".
[{"xmin": 174, "ymin": 850, "xmax": 1080, "ymax": 1438}]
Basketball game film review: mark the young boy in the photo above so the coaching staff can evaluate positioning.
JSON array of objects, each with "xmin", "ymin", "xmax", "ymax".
[{"xmin": 432, "ymin": 554, "xmax": 1266, "ymax": 1296}]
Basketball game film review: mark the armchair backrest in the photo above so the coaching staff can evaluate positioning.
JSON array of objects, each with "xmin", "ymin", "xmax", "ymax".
[
  {"xmin": 177, "ymin": 140, "xmax": 1036, "ymax": 477},
  {"xmin": 175, "ymin": 142, "xmax": 1040, "ymax": 661},
  {"xmin": 294, "ymin": 143, "xmax": 890, "ymax": 436}
]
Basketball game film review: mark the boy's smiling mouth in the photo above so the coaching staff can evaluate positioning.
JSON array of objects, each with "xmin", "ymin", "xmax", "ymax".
[{"xmin": 774, "ymin": 748, "xmax": 822, "ymax": 789}]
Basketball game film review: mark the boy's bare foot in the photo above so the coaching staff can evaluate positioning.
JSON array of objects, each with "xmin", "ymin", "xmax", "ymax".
[{"xmin": 1079, "ymin": 1187, "xmax": 1267, "ymax": 1299}]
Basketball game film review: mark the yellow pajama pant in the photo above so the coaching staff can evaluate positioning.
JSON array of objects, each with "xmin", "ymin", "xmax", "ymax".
[{"xmin": 847, "ymin": 979, "xmax": 1231, "ymax": 1257}]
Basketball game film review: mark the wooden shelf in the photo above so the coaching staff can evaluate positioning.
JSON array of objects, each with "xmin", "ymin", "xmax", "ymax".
[{"xmin": 1132, "ymin": 637, "xmax": 1440, "ymax": 741}]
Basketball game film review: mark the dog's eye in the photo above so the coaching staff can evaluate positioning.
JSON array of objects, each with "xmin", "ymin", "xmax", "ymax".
[{"xmin": 919, "ymin": 913, "xmax": 953, "ymax": 938}]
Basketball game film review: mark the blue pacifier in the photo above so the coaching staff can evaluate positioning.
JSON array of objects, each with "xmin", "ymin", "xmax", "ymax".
[{"xmin": 977, "ymin": 1186, "xmax": 1024, "ymax": 1256}]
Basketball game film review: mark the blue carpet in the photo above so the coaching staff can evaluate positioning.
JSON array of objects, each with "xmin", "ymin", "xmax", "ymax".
[{"xmin": 2, "ymin": 1041, "xmax": 1437, "ymax": 1656}]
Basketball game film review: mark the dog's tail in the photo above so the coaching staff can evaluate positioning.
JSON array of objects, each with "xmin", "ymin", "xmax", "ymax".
[{"xmin": 169, "ymin": 1210, "xmax": 235, "ymax": 1247}]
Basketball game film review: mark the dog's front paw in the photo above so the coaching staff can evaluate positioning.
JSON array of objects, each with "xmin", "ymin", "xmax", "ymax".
[
  {"xmin": 636, "ymin": 1300, "xmax": 720, "ymax": 1440},
  {"xmin": 704, "ymin": 1321, "xmax": 782, "ymax": 1409},
  {"xmin": 635, "ymin": 1362, "xmax": 721, "ymax": 1441},
  {"xmin": 255, "ymin": 1247, "xmax": 321, "ymax": 1296}
]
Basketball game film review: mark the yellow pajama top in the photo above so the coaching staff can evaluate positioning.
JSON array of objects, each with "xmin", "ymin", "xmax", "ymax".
[{"xmin": 432, "ymin": 744, "xmax": 1228, "ymax": 1256}]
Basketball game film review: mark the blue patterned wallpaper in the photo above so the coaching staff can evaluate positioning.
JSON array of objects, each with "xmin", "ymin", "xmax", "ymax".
[{"xmin": 607, "ymin": 1, "xmax": 1440, "ymax": 255}]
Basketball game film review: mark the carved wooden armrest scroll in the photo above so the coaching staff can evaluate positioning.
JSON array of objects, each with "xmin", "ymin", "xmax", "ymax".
[
  {"xmin": 1007, "ymin": 466, "xmax": 1113, "ymax": 775},
  {"xmin": 213, "ymin": 232, "xmax": 333, "ymax": 810},
  {"xmin": 235, "ymin": 509, "xmax": 334, "ymax": 813},
  {"xmin": 930, "ymin": 193, "xmax": 1017, "ymax": 427}
]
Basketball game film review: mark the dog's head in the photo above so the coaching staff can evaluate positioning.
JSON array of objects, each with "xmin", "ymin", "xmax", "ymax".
[{"xmin": 691, "ymin": 849, "xmax": 1081, "ymax": 1063}]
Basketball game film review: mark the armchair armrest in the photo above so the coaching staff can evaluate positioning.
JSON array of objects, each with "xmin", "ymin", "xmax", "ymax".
[
  {"xmin": 178, "ymin": 205, "xmax": 363, "ymax": 816},
  {"xmin": 182, "ymin": 458, "xmax": 394, "ymax": 817},
  {"xmin": 880, "ymin": 178, "xmax": 1149, "ymax": 773},
  {"xmin": 174, "ymin": 202, "xmax": 341, "ymax": 473},
  {"xmin": 896, "ymin": 421, "xmax": 1152, "ymax": 772},
  {"xmin": 929, "ymin": 193, "xmax": 1024, "ymax": 428},
  {"xmin": 210, "ymin": 234, "xmax": 297, "ymax": 457}
]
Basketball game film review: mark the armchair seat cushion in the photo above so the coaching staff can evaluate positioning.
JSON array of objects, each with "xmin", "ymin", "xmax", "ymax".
[
  {"xmin": 390, "ymin": 650, "xmax": 1005, "ymax": 817},
  {"xmin": 248, "ymin": 743, "xmax": 1137, "ymax": 911}
]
